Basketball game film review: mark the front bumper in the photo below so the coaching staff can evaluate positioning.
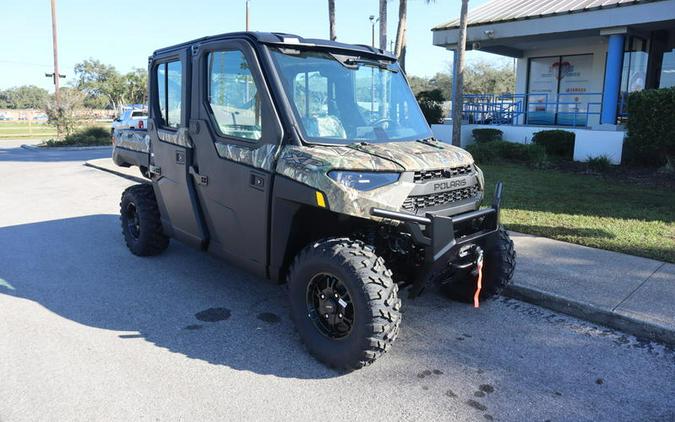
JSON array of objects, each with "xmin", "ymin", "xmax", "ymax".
[{"xmin": 371, "ymin": 181, "xmax": 504, "ymax": 297}]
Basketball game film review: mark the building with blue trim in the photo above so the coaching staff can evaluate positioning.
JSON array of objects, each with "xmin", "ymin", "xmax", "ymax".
[{"xmin": 430, "ymin": 0, "xmax": 675, "ymax": 163}]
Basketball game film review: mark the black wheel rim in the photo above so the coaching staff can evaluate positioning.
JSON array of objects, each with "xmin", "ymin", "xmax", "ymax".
[
  {"xmin": 125, "ymin": 202, "xmax": 141, "ymax": 239},
  {"xmin": 306, "ymin": 273, "xmax": 354, "ymax": 339}
]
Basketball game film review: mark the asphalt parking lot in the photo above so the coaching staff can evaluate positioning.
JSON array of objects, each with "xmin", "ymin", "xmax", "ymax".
[{"xmin": 1, "ymin": 143, "xmax": 674, "ymax": 421}]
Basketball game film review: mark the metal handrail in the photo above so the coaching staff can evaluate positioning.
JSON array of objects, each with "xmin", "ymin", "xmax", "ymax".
[{"xmin": 462, "ymin": 92, "xmax": 611, "ymax": 128}]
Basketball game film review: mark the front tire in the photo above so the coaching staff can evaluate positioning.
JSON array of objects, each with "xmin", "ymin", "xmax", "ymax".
[
  {"xmin": 120, "ymin": 184, "xmax": 169, "ymax": 256},
  {"xmin": 441, "ymin": 227, "xmax": 516, "ymax": 303},
  {"xmin": 287, "ymin": 238, "xmax": 401, "ymax": 370}
]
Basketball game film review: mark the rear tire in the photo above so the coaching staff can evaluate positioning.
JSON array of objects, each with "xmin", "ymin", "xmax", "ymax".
[
  {"xmin": 120, "ymin": 184, "xmax": 169, "ymax": 256},
  {"xmin": 441, "ymin": 227, "xmax": 516, "ymax": 303},
  {"xmin": 287, "ymin": 238, "xmax": 401, "ymax": 370}
]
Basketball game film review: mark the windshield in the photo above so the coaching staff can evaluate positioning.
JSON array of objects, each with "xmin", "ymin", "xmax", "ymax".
[{"xmin": 270, "ymin": 48, "xmax": 432, "ymax": 145}]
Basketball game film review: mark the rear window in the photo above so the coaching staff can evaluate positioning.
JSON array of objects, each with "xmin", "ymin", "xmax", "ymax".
[{"xmin": 131, "ymin": 111, "xmax": 148, "ymax": 118}]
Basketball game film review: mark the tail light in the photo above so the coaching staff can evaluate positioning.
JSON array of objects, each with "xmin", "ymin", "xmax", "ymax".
[{"xmin": 138, "ymin": 120, "xmax": 144, "ymax": 129}]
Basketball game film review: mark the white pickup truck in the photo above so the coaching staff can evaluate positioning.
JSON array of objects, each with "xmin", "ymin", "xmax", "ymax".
[
  {"xmin": 112, "ymin": 107, "xmax": 150, "ymax": 177},
  {"xmin": 112, "ymin": 108, "xmax": 148, "ymax": 133}
]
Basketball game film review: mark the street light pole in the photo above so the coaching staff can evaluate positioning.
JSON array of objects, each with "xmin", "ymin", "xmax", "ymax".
[
  {"xmin": 245, "ymin": 0, "xmax": 250, "ymax": 31},
  {"xmin": 369, "ymin": 15, "xmax": 377, "ymax": 48},
  {"xmin": 48, "ymin": 0, "xmax": 65, "ymax": 111}
]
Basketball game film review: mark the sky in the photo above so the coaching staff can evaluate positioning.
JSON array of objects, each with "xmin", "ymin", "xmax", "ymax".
[{"xmin": 0, "ymin": 0, "xmax": 499, "ymax": 92}]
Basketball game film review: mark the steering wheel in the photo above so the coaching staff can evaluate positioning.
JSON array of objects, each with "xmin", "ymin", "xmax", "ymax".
[{"xmin": 370, "ymin": 118, "xmax": 394, "ymax": 128}]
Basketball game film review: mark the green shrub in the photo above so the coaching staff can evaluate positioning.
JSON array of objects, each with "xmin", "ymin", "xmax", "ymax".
[
  {"xmin": 624, "ymin": 87, "xmax": 675, "ymax": 170},
  {"xmin": 44, "ymin": 126, "xmax": 111, "ymax": 147},
  {"xmin": 416, "ymin": 89, "xmax": 445, "ymax": 125},
  {"xmin": 472, "ymin": 128, "xmax": 503, "ymax": 143},
  {"xmin": 531, "ymin": 129, "xmax": 575, "ymax": 160},
  {"xmin": 467, "ymin": 140, "xmax": 547, "ymax": 167},
  {"xmin": 586, "ymin": 155, "xmax": 612, "ymax": 172}
]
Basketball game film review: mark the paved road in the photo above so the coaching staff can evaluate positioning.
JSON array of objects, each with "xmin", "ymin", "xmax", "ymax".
[{"xmin": 1, "ymin": 143, "xmax": 673, "ymax": 422}]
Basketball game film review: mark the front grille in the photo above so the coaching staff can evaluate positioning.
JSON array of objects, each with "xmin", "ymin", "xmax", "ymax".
[
  {"xmin": 402, "ymin": 185, "xmax": 480, "ymax": 212},
  {"xmin": 413, "ymin": 165, "xmax": 473, "ymax": 183}
]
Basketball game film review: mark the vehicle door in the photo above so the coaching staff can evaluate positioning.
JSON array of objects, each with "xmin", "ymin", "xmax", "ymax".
[
  {"xmin": 189, "ymin": 39, "xmax": 283, "ymax": 276},
  {"xmin": 148, "ymin": 50, "xmax": 207, "ymax": 249}
]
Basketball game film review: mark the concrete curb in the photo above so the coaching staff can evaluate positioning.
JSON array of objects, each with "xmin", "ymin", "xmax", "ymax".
[
  {"xmin": 504, "ymin": 284, "xmax": 675, "ymax": 346},
  {"xmin": 21, "ymin": 144, "xmax": 112, "ymax": 152},
  {"xmin": 84, "ymin": 161, "xmax": 148, "ymax": 184}
]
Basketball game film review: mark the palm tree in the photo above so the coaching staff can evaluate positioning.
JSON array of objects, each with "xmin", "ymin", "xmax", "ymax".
[
  {"xmin": 452, "ymin": 0, "xmax": 469, "ymax": 146},
  {"xmin": 393, "ymin": 0, "xmax": 406, "ymax": 64},
  {"xmin": 393, "ymin": 0, "xmax": 435, "ymax": 71},
  {"xmin": 379, "ymin": 0, "xmax": 387, "ymax": 50},
  {"xmin": 328, "ymin": 0, "xmax": 336, "ymax": 41}
]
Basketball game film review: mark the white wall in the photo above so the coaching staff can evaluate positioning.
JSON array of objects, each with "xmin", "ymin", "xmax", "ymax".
[{"xmin": 431, "ymin": 123, "xmax": 626, "ymax": 164}]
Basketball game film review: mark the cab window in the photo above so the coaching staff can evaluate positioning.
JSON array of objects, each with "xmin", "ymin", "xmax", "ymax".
[
  {"xmin": 156, "ymin": 60, "xmax": 182, "ymax": 128},
  {"xmin": 207, "ymin": 50, "xmax": 262, "ymax": 141}
]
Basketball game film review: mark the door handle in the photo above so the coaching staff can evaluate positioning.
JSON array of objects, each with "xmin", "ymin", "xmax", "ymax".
[
  {"xmin": 250, "ymin": 172, "xmax": 265, "ymax": 191},
  {"xmin": 189, "ymin": 166, "xmax": 208, "ymax": 186}
]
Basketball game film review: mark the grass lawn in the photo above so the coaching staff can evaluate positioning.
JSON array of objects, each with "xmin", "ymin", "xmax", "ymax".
[
  {"xmin": 0, "ymin": 121, "xmax": 110, "ymax": 140},
  {"xmin": 0, "ymin": 121, "xmax": 57, "ymax": 139},
  {"xmin": 481, "ymin": 163, "xmax": 675, "ymax": 263}
]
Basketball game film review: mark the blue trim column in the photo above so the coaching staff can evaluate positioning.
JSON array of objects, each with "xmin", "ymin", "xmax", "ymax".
[
  {"xmin": 451, "ymin": 49, "xmax": 457, "ymax": 116},
  {"xmin": 601, "ymin": 34, "xmax": 625, "ymax": 124}
]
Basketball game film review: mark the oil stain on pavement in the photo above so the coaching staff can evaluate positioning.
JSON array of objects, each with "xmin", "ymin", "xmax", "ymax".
[
  {"xmin": 257, "ymin": 312, "xmax": 281, "ymax": 324},
  {"xmin": 195, "ymin": 307, "xmax": 231, "ymax": 322}
]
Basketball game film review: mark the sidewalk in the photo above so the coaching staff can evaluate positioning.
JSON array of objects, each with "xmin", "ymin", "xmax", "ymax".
[
  {"xmin": 507, "ymin": 232, "xmax": 674, "ymax": 345},
  {"xmin": 84, "ymin": 157, "xmax": 675, "ymax": 346}
]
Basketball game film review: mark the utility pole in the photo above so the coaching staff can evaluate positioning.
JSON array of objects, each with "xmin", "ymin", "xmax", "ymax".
[
  {"xmin": 245, "ymin": 0, "xmax": 250, "ymax": 31},
  {"xmin": 369, "ymin": 15, "xmax": 376, "ymax": 48},
  {"xmin": 46, "ymin": 0, "xmax": 65, "ymax": 112},
  {"xmin": 379, "ymin": 0, "xmax": 387, "ymax": 51},
  {"xmin": 451, "ymin": 0, "xmax": 469, "ymax": 146}
]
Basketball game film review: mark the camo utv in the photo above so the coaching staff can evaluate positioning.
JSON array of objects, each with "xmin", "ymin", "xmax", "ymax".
[{"xmin": 114, "ymin": 32, "xmax": 516, "ymax": 370}]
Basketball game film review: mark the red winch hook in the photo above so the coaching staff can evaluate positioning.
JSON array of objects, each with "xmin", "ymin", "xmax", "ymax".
[{"xmin": 473, "ymin": 248, "xmax": 484, "ymax": 309}]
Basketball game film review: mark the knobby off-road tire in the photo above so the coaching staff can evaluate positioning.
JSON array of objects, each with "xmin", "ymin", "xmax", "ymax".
[
  {"xmin": 287, "ymin": 238, "xmax": 402, "ymax": 370},
  {"xmin": 441, "ymin": 227, "xmax": 516, "ymax": 303},
  {"xmin": 120, "ymin": 184, "xmax": 169, "ymax": 256}
]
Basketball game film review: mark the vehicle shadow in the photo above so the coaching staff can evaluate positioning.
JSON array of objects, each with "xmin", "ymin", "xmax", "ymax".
[
  {"xmin": 0, "ymin": 214, "xmax": 342, "ymax": 379},
  {"xmin": 0, "ymin": 146, "xmax": 112, "ymax": 163}
]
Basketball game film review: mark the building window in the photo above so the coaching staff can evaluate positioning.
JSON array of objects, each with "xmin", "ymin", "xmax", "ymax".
[
  {"xmin": 207, "ymin": 50, "xmax": 262, "ymax": 141},
  {"xmin": 155, "ymin": 60, "xmax": 182, "ymax": 128},
  {"xmin": 659, "ymin": 49, "xmax": 675, "ymax": 89},
  {"xmin": 527, "ymin": 54, "xmax": 594, "ymax": 126},
  {"xmin": 618, "ymin": 36, "xmax": 649, "ymax": 117}
]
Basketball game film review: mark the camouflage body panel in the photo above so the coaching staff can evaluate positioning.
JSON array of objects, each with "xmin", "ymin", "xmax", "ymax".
[
  {"xmin": 215, "ymin": 142, "xmax": 279, "ymax": 172},
  {"xmin": 113, "ymin": 128, "xmax": 150, "ymax": 153},
  {"xmin": 348, "ymin": 139, "xmax": 474, "ymax": 171},
  {"xmin": 275, "ymin": 140, "xmax": 479, "ymax": 220}
]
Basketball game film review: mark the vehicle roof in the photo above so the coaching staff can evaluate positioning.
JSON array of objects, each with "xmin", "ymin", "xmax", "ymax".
[{"xmin": 152, "ymin": 32, "xmax": 396, "ymax": 61}]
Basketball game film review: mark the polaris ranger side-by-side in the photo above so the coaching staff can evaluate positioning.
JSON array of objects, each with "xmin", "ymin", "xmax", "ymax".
[{"xmin": 113, "ymin": 32, "xmax": 516, "ymax": 370}]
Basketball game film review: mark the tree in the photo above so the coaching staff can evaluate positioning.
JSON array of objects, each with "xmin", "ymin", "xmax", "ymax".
[
  {"xmin": 393, "ymin": 0, "xmax": 407, "ymax": 68},
  {"xmin": 45, "ymin": 87, "xmax": 88, "ymax": 138},
  {"xmin": 0, "ymin": 85, "xmax": 50, "ymax": 109},
  {"xmin": 463, "ymin": 61, "xmax": 515, "ymax": 94},
  {"xmin": 328, "ymin": 0, "xmax": 336, "ymax": 41},
  {"xmin": 73, "ymin": 59, "xmax": 127, "ymax": 110},
  {"xmin": 416, "ymin": 89, "xmax": 445, "ymax": 124},
  {"xmin": 394, "ymin": 0, "xmax": 434, "ymax": 72},
  {"xmin": 451, "ymin": 0, "xmax": 469, "ymax": 146},
  {"xmin": 379, "ymin": 0, "xmax": 387, "ymax": 50},
  {"xmin": 125, "ymin": 68, "xmax": 148, "ymax": 105}
]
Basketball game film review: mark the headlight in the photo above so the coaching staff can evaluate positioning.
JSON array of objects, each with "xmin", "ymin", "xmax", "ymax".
[{"xmin": 328, "ymin": 171, "xmax": 400, "ymax": 191}]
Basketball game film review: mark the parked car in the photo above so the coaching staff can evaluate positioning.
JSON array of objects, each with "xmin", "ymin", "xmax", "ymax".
[{"xmin": 111, "ymin": 107, "xmax": 148, "ymax": 135}]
